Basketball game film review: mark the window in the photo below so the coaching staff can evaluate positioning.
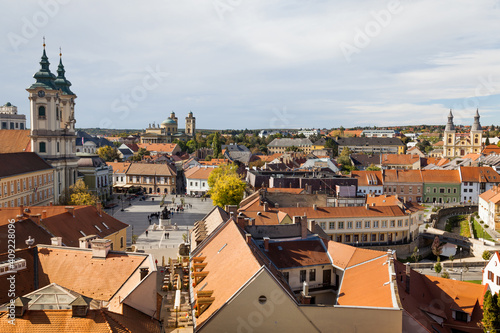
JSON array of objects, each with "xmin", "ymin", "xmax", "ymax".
[
  {"xmin": 356, "ymin": 221, "xmax": 362, "ymax": 229},
  {"xmin": 455, "ymin": 311, "xmax": 468, "ymax": 322},
  {"xmin": 309, "ymin": 269, "xmax": 316, "ymax": 282},
  {"xmin": 433, "ymin": 188, "xmax": 437, "ymax": 193},
  {"xmin": 400, "ymin": 187, "xmax": 404, "ymax": 193},
  {"xmin": 454, "ymin": 188, "xmax": 457, "ymax": 193},
  {"xmin": 405, "ymin": 219, "xmax": 408, "ymax": 226},
  {"xmin": 371, "ymin": 234, "xmax": 376, "ymax": 242},
  {"xmin": 190, "ymin": 182, "xmax": 193, "ymax": 186},
  {"xmin": 345, "ymin": 235, "xmax": 351, "ymax": 242},
  {"xmin": 39, "ymin": 142, "xmax": 46, "ymax": 153},
  {"xmin": 283, "ymin": 272, "xmax": 289, "ymax": 284},
  {"xmin": 329, "ymin": 222, "xmax": 335, "ymax": 230},
  {"xmin": 397, "ymin": 220, "xmax": 403, "ymax": 227},
  {"xmin": 336, "ymin": 235, "xmax": 342, "ymax": 242},
  {"xmin": 300, "ymin": 270, "xmax": 306, "ymax": 283},
  {"xmin": 382, "ymin": 220, "xmax": 387, "ymax": 228},
  {"xmin": 362, "ymin": 234, "xmax": 367, "ymax": 242},
  {"xmin": 319, "ymin": 222, "xmax": 326, "ymax": 229},
  {"xmin": 497, "ymin": 276, "xmax": 500, "ymax": 286},
  {"xmin": 38, "ymin": 106, "xmax": 46, "ymax": 118},
  {"xmin": 447, "ymin": 188, "xmax": 451, "ymax": 193},
  {"xmin": 338, "ymin": 222, "xmax": 344, "ymax": 229},
  {"xmin": 353, "ymin": 234, "xmax": 359, "ymax": 242},
  {"xmin": 365, "ymin": 221, "xmax": 370, "ymax": 228},
  {"xmin": 57, "ymin": 142, "xmax": 60, "ymax": 153},
  {"xmin": 409, "ymin": 187, "xmax": 412, "ymax": 193},
  {"xmin": 488, "ymin": 271, "xmax": 494, "ymax": 282},
  {"xmin": 373, "ymin": 221, "xmax": 379, "ymax": 228},
  {"xmin": 417, "ymin": 187, "xmax": 421, "ymax": 193},
  {"xmin": 390, "ymin": 220, "xmax": 395, "ymax": 227},
  {"xmin": 380, "ymin": 234, "xmax": 385, "ymax": 241},
  {"xmin": 120, "ymin": 237, "xmax": 124, "ymax": 248},
  {"xmin": 439, "ymin": 188, "xmax": 445, "ymax": 194},
  {"xmin": 56, "ymin": 107, "xmax": 59, "ymax": 120},
  {"xmin": 347, "ymin": 222, "xmax": 353, "ymax": 229}
]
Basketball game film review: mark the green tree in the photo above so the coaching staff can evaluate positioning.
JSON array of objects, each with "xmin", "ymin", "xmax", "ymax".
[
  {"xmin": 212, "ymin": 132, "xmax": 222, "ymax": 158},
  {"xmin": 483, "ymin": 250, "xmax": 492, "ymax": 261},
  {"xmin": 485, "ymin": 137, "xmax": 491, "ymax": 146},
  {"xmin": 97, "ymin": 145, "xmax": 121, "ymax": 162},
  {"xmin": 482, "ymin": 290, "xmax": 500, "ymax": 331},
  {"xmin": 285, "ymin": 145, "xmax": 300, "ymax": 152},
  {"xmin": 131, "ymin": 148, "xmax": 150, "ymax": 161},
  {"xmin": 449, "ymin": 255, "xmax": 454, "ymax": 270},
  {"xmin": 434, "ymin": 261, "xmax": 442, "ymax": 275},
  {"xmin": 366, "ymin": 164, "xmax": 381, "ymax": 171},
  {"xmin": 441, "ymin": 271, "xmax": 450, "ymax": 279},
  {"xmin": 69, "ymin": 179, "xmax": 98, "ymax": 206},
  {"xmin": 208, "ymin": 164, "xmax": 246, "ymax": 207},
  {"xmin": 411, "ymin": 246, "xmax": 420, "ymax": 263}
]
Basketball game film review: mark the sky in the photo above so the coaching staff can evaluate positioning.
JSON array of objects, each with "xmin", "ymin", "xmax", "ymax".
[{"xmin": 1, "ymin": 0, "xmax": 500, "ymax": 130}]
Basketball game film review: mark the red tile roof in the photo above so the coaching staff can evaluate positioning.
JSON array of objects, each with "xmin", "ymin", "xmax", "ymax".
[
  {"xmin": 459, "ymin": 166, "xmax": 500, "ymax": 183},
  {"xmin": 106, "ymin": 162, "xmax": 131, "ymax": 174},
  {"xmin": 126, "ymin": 162, "xmax": 176, "ymax": 177},
  {"xmin": 383, "ymin": 169, "xmax": 423, "ymax": 183},
  {"xmin": 265, "ymin": 188, "xmax": 305, "ymax": 194},
  {"xmin": 482, "ymin": 144, "xmax": 500, "ymax": 156},
  {"xmin": 185, "ymin": 166, "xmax": 214, "ymax": 180},
  {"xmin": 421, "ymin": 170, "xmax": 461, "ymax": 183},
  {"xmin": 137, "ymin": 143, "xmax": 178, "ymax": 154},
  {"xmin": 0, "ymin": 152, "xmax": 53, "ymax": 178},
  {"xmin": 380, "ymin": 154, "xmax": 420, "ymax": 166},
  {"xmin": 277, "ymin": 205, "xmax": 407, "ymax": 219},
  {"xmin": 0, "ymin": 130, "xmax": 31, "ymax": 153},
  {"xmin": 265, "ymin": 239, "xmax": 330, "ymax": 268},
  {"xmin": 351, "ymin": 170, "xmax": 383, "ymax": 187}
]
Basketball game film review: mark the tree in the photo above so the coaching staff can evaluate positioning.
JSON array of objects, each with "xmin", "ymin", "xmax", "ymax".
[
  {"xmin": 441, "ymin": 271, "xmax": 450, "ymax": 279},
  {"xmin": 411, "ymin": 246, "xmax": 420, "ymax": 263},
  {"xmin": 208, "ymin": 163, "xmax": 246, "ymax": 207},
  {"xmin": 366, "ymin": 164, "xmax": 381, "ymax": 171},
  {"xmin": 434, "ymin": 261, "xmax": 442, "ymax": 275},
  {"xmin": 431, "ymin": 236, "xmax": 442, "ymax": 257},
  {"xmin": 131, "ymin": 148, "xmax": 150, "ymax": 161},
  {"xmin": 212, "ymin": 132, "xmax": 222, "ymax": 158},
  {"xmin": 482, "ymin": 290, "xmax": 500, "ymax": 331},
  {"xmin": 69, "ymin": 179, "xmax": 98, "ymax": 206},
  {"xmin": 97, "ymin": 145, "xmax": 121, "ymax": 162},
  {"xmin": 483, "ymin": 250, "xmax": 492, "ymax": 261},
  {"xmin": 485, "ymin": 137, "xmax": 491, "ymax": 146},
  {"xmin": 285, "ymin": 145, "xmax": 300, "ymax": 152},
  {"xmin": 449, "ymin": 255, "xmax": 454, "ymax": 270}
]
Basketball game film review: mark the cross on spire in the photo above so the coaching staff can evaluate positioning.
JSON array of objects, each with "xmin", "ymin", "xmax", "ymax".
[
  {"xmin": 59, "ymin": 47, "xmax": 62, "ymax": 57},
  {"xmin": 43, "ymin": 36, "xmax": 46, "ymax": 48}
]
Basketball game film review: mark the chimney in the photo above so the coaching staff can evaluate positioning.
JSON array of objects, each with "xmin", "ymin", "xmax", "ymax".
[
  {"xmin": 371, "ymin": 203, "xmax": 376, "ymax": 206},
  {"xmin": 275, "ymin": 203, "xmax": 279, "ymax": 209},
  {"xmin": 90, "ymin": 238, "xmax": 112, "ymax": 259},
  {"xmin": 19, "ymin": 205, "xmax": 24, "ymax": 216},
  {"xmin": 263, "ymin": 202, "xmax": 269, "ymax": 212},
  {"xmin": 30, "ymin": 214, "xmax": 41, "ymax": 224},
  {"xmin": 42, "ymin": 210, "xmax": 47, "ymax": 219},
  {"xmin": 313, "ymin": 204, "xmax": 317, "ymax": 211},
  {"xmin": 236, "ymin": 214, "xmax": 247, "ymax": 229},
  {"xmin": 405, "ymin": 263, "xmax": 411, "ymax": 294},
  {"xmin": 365, "ymin": 204, "xmax": 369, "ymax": 210},
  {"xmin": 297, "ymin": 202, "xmax": 300, "ymax": 207},
  {"xmin": 246, "ymin": 233, "xmax": 252, "ymax": 244},
  {"xmin": 51, "ymin": 237, "xmax": 62, "ymax": 246},
  {"xmin": 225, "ymin": 205, "xmax": 238, "ymax": 216},
  {"xmin": 308, "ymin": 219, "xmax": 316, "ymax": 232},
  {"xmin": 49, "ymin": 201, "xmax": 53, "ymax": 206},
  {"xmin": 250, "ymin": 218, "xmax": 256, "ymax": 226},
  {"xmin": 96, "ymin": 202, "xmax": 102, "ymax": 216},
  {"xmin": 263, "ymin": 237, "xmax": 270, "ymax": 251},
  {"xmin": 65, "ymin": 206, "xmax": 75, "ymax": 217}
]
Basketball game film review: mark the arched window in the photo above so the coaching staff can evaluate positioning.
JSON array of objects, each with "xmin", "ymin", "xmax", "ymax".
[
  {"xmin": 38, "ymin": 106, "xmax": 46, "ymax": 118},
  {"xmin": 56, "ymin": 107, "xmax": 59, "ymax": 120},
  {"xmin": 39, "ymin": 142, "xmax": 46, "ymax": 153}
]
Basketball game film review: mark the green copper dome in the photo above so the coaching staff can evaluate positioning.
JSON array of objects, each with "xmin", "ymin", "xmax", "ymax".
[
  {"xmin": 54, "ymin": 56, "xmax": 74, "ymax": 95},
  {"xmin": 29, "ymin": 47, "xmax": 56, "ymax": 90},
  {"xmin": 161, "ymin": 118, "xmax": 176, "ymax": 125}
]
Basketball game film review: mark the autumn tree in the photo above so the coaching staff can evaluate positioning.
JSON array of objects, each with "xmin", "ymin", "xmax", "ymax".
[
  {"xmin": 69, "ymin": 179, "xmax": 98, "ymax": 206},
  {"xmin": 207, "ymin": 163, "xmax": 246, "ymax": 207},
  {"xmin": 366, "ymin": 164, "xmax": 381, "ymax": 171},
  {"xmin": 431, "ymin": 236, "xmax": 443, "ymax": 257},
  {"xmin": 130, "ymin": 148, "xmax": 150, "ymax": 161},
  {"xmin": 97, "ymin": 145, "xmax": 121, "ymax": 162},
  {"xmin": 482, "ymin": 290, "xmax": 500, "ymax": 331}
]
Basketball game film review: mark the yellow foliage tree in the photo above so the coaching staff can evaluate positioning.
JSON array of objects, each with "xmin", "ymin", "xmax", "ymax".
[
  {"xmin": 207, "ymin": 164, "xmax": 246, "ymax": 207},
  {"xmin": 69, "ymin": 179, "xmax": 98, "ymax": 206}
]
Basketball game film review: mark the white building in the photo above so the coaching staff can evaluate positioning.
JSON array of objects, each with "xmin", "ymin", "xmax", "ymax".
[
  {"xmin": 107, "ymin": 162, "xmax": 131, "ymax": 191},
  {"xmin": 478, "ymin": 187, "xmax": 500, "ymax": 227},
  {"xmin": 482, "ymin": 251, "xmax": 500, "ymax": 295},
  {"xmin": 460, "ymin": 166, "xmax": 500, "ymax": 204},
  {"xmin": 298, "ymin": 129, "xmax": 320, "ymax": 138},
  {"xmin": 185, "ymin": 166, "xmax": 214, "ymax": 196},
  {"xmin": 351, "ymin": 171, "xmax": 384, "ymax": 196},
  {"xmin": 362, "ymin": 130, "xmax": 397, "ymax": 138},
  {"xmin": 0, "ymin": 102, "xmax": 26, "ymax": 130}
]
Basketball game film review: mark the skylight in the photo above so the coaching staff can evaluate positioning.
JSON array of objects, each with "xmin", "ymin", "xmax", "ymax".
[
  {"xmin": 102, "ymin": 222, "xmax": 109, "ymax": 229},
  {"xmin": 95, "ymin": 225, "xmax": 102, "ymax": 232},
  {"xmin": 79, "ymin": 231, "xmax": 86, "ymax": 237},
  {"xmin": 217, "ymin": 243, "xmax": 227, "ymax": 254}
]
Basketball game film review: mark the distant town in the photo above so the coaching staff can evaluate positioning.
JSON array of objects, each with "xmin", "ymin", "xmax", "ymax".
[{"xmin": 2, "ymin": 46, "xmax": 500, "ymax": 333}]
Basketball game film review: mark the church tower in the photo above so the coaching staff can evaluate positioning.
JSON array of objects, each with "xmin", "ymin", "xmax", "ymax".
[
  {"xmin": 185, "ymin": 111, "xmax": 195, "ymax": 136},
  {"xmin": 443, "ymin": 110, "xmax": 456, "ymax": 158},
  {"xmin": 470, "ymin": 109, "xmax": 482, "ymax": 154},
  {"xmin": 27, "ymin": 42, "xmax": 78, "ymax": 203}
]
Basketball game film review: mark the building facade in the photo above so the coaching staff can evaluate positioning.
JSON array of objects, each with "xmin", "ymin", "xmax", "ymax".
[
  {"xmin": 27, "ymin": 44, "xmax": 79, "ymax": 203},
  {"xmin": 267, "ymin": 138, "xmax": 313, "ymax": 154},
  {"xmin": 421, "ymin": 170, "xmax": 461, "ymax": 204},
  {"xmin": 0, "ymin": 152, "xmax": 54, "ymax": 207},
  {"xmin": 141, "ymin": 111, "xmax": 195, "ymax": 144},
  {"xmin": 126, "ymin": 163, "xmax": 177, "ymax": 194},
  {"xmin": 0, "ymin": 102, "xmax": 26, "ymax": 130},
  {"xmin": 443, "ymin": 110, "xmax": 483, "ymax": 158}
]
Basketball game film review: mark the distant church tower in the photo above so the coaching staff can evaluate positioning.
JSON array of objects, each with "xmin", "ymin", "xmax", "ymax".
[
  {"xmin": 27, "ymin": 41, "xmax": 78, "ymax": 203},
  {"xmin": 185, "ymin": 111, "xmax": 195, "ymax": 136},
  {"xmin": 443, "ymin": 109, "xmax": 482, "ymax": 158}
]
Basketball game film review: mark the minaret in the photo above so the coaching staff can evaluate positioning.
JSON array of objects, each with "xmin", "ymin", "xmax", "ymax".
[
  {"xmin": 443, "ymin": 109, "xmax": 456, "ymax": 158},
  {"xmin": 185, "ymin": 111, "xmax": 196, "ymax": 136},
  {"xmin": 27, "ymin": 40, "xmax": 78, "ymax": 204},
  {"xmin": 470, "ymin": 109, "xmax": 482, "ymax": 153}
]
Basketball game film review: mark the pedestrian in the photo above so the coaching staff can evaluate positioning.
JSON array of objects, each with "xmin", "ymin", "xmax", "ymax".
[
  {"xmin": 167, "ymin": 232, "xmax": 169, "ymax": 239},
  {"xmin": 155, "ymin": 259, "xmax": 158, "ymax": 266},
  {"xmin": 164, "ymin": 232, "xmax": 167, "ymax": 238},
  {"xmin": 146, "ymin": 230, "xmax": 149, "ymax": 237}
]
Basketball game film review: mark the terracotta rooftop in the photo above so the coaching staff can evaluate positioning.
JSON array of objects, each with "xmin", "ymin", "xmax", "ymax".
[
  {"xmin": 482, "ymin": 144, "xmax": 500, "ymax": 156},
  {"xmin": 421, "ymin": 170, "xmax": 461, "ymax": 183},
  {"xmin": 106, "ymin": 162, "xmax": 131, "ymax": 174},
  {"xmin": 459, "ymin": 166, "xmax": 500, "ymax": 183},
  {"xmin": 350, "ymin": 170, "xmax": 383, "ymax": 187},
  {"xmin": 239, "ymin": 210, "xmax": 288, "ymax": 225},
  {"xmin": 479, "ymin": 186, "xmax": 500, "ymax": 204},
  {"xmin": 126, "ymin": 162, "xmax": 176, "ymax": 176},
  {"xmin": 0, "ymin": 152, "xmax": 53, "ymax": 178},
  {"xmin": 327, "ymin": 241, "xmax": 386, "ymax": 270},
  {"xmin": 277, "ymin": 205, "xmax": 407, "ymax": 219},
  {"xmin": 0, "ymin": 130, "xmax": 31, "ymax": 153},
  {"xmin": 264, "ymin": 239, "xmax": 331, "ymax": 269},
  {"xmin": 462, "ymin": 153, "xmax": 482, "ymax": 161},
  {"xmin": 0, "ymin": 206, "xmax": 129, "ymax": 248},
  {"xmin": 37, "ymin": 245, "xmax": 148, "ymax": 301},
  {"xmin": 185, "ymin": 166, "xmax": 214, "ymax": 180},
  {"xmin": 0, "ymin": 218, "xmax": 52, "ymax": 252},
  {"xmin": 265, "ymin": 188, "xmax": 305, "ymax": 194},
  {"xmin": 380, "ymin": 154, "xmax": 420, "ymax": 166},
  {"xmin": 137, "ymin": 143, "xmax": 178, "ymax": 153},
  {"xmin": 383, "ymin": 169, "xmax": 423, "ymax": 183},
  {"xmin": 198, "ymin": 158, "xmax": 228, "ymax": 166}
]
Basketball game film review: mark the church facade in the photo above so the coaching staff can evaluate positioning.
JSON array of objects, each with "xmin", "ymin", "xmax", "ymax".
[
  {"xmin": 27, "ymin": 43, "xmax": 79, "ymax": 203},
  {"xmin": 443, "ymin": 110, "xmax": 483, "ymax": 159},
  {"xmin": 140, "ymin": 111, "xmax": 195, "ymax": 144}
]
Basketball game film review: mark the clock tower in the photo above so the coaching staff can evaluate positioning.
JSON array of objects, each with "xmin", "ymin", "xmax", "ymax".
[{"xmin": 27, "ymin": 42, "xmax": 78, "ymax": 203}]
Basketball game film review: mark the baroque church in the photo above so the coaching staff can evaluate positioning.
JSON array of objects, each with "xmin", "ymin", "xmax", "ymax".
[
  {"xmin": 28, "ymin": 42, "xmax": 78, "ymax": 203},
  {"xmin": 442, "ymin": 109, "xmax": 483, "ymax": 158},
  {"xmin": 140, "ymin": 111, "xmax": 195, "ymax": 144}
]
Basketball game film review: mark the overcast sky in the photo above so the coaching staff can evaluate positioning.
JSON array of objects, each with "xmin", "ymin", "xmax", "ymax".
[{"xmin": 1, "ymin": 0, "xmax": 500, "ymax": 130}]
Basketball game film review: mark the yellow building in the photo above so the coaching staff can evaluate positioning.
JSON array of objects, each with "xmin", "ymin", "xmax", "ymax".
[
  {"xmin": 443, "ymin": 110, "xmax": 483, "ymax": 158},
  {"xmin": 0, "ymin": 152, "xmax": 54, "ymax": 207}
]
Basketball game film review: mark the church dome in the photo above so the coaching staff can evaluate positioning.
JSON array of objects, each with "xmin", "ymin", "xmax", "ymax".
[{"xmin": 161, "ymin": 118, "xmax": 176, "ymax": 125}]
